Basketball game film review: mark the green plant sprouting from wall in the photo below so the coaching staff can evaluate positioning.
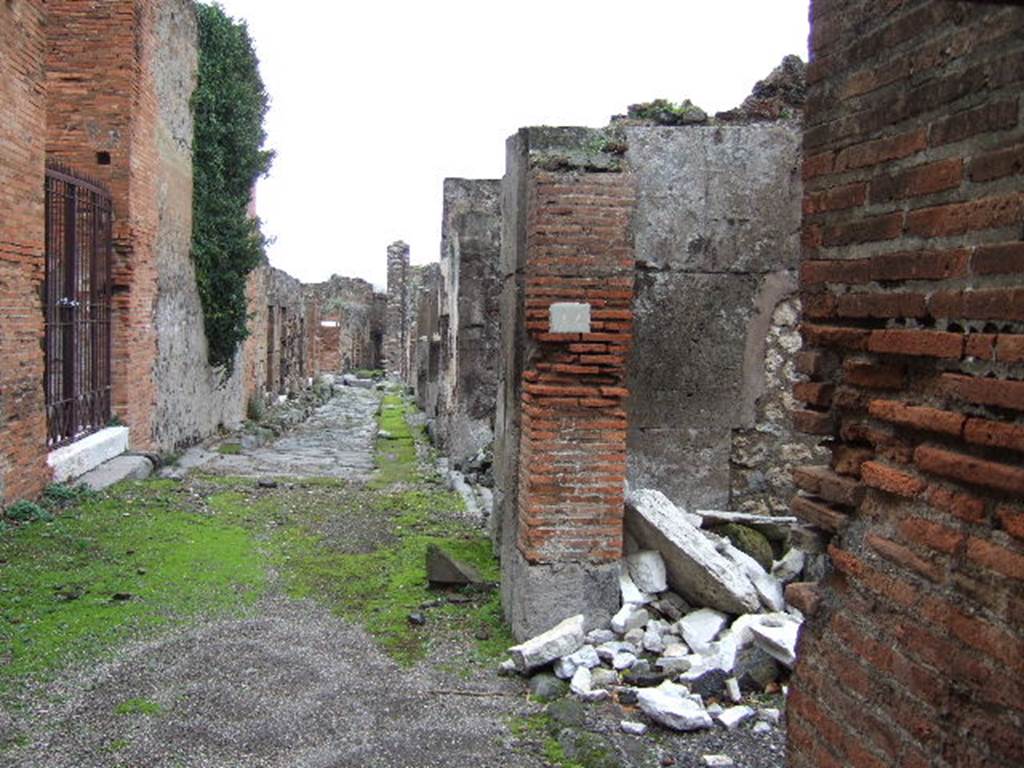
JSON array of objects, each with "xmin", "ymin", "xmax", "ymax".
[{"xmin": 191, "ymin": 2, "xmax": 274, "ymax": 375}]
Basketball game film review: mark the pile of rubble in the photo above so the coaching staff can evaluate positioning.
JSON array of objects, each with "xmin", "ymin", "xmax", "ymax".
[{"xmin": 499, "ymin": 488, "xmax": 809, "ymax": 736}]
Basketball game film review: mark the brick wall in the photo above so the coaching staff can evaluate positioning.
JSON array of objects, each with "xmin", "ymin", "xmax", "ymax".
[
  {"xmin": 242, "ymin": 265, "xmax": 268, "ymax": 408},
  {"xmin": 0, "ymin": 0, "xmax": 48, "ymax": 504},
  {"xmin": 46, "ymin": 0, "xmax": 160, "ymax": 451},
  {"xmin": 497, "ymin": 127, "xmax": 635, "ymax": 639},
  {"xmin": 789, "ymin": 2, "xmax": 1024, "ymax": 766},
  {"xmin": 305, "ymin": 275, "xmax": 379, "ymax": 373}
]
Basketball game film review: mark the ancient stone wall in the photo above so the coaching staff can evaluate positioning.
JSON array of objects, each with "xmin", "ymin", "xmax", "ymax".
[
  {"xmin": 242, "ymin": 265, "xmax": 269, "ymax": 411},
  {"xmin": 496, "ymin": 127, "xmax": 635, "ymax": 639},
  {"xmin": 788, "ymin": 3, "xmax": 1024, "ymax": 767},
  {"xmin": 150, "ymin": 0, "xmax": 247, "ymax": 448},
  {"xmin": 264, "ymin": 266, "xmax": 313, "ymax": 396},
  {"xmin": 46, "ymin": 0, "xmax": 162, "ymax": 452},
  {"xmin": 305, "ymin": 275, "xmax": 379, "ymax": 373},
  {"xmin": 626, "ymin": 123, "xmax": 826, "ymax": 515},
  {"xmin": 436, "ymin": 178, "xmax": 503, "ymax": 467},
  {"xmin": 0, "ymin": 0, "xmax": 48, "ymax": 504},
  {"xmin": 384, "ymin": 241, "xmax": 410, "ymax": 377},
  {"xmin": 411, "ymin": 263, "xmax": 441, "ymax": 416}
]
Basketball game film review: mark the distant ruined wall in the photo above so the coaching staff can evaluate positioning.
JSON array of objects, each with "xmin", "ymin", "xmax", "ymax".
[
  {"xmin": 411, "ymin": 263, "xmax": 441, "ymax": 416},
  {"xmin": 0, "ymin": 0, "xmax": 48, "ymax": 503},
  {"xmin": 437, "ymin": 178, "xmax": 503, "ymax": 466},
  {"xmin": 264, "ymin": 267, "xmax": 312, "ymax": 396},
  {"xmin": 151, "ymin": 0, "xmax": 247, "ymax": 448},
  {"xmin": 242, "ymin": 265, "xmax": 269, "ymax": 408},
  {"xmin": 788, "ymin": 3, "xmax": 1024, "ymax": 768},
  {"xmin": 626, "ymin": 123, "xmax": 827, "ymax": 514},
  {"xmin": 306, "ymin": 275, "xmax": 379, "ymax": 373},
  {"xmin": 384, "ymin": 241, "xmax": 410, "ymax": 378}
]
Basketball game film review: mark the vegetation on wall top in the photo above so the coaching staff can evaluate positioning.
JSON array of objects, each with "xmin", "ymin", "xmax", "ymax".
[{"xmin": 192, "ymin": 2, "xmax": 274, "ymax": 375}]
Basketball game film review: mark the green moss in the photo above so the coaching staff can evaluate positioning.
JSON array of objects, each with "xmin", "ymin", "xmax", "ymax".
[
  {"xmin": 0, "ymin": 482, "xmax": 265, "ymax": 701},
  {"xmin": 217, "ymin": 443, "xmax": 242, "ymax": 455},
  {"xmin": 709, "ymin": 522, "xmax": 774, "ymax": 572},
  {"xmin": 114, "ymin": 698, "xmax": 163, "ymax": 716}
]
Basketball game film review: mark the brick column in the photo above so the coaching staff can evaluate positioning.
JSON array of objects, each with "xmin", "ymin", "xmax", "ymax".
[{"xmin": 498, "ymin": 127, "xmax": 635, "ymax": 639}]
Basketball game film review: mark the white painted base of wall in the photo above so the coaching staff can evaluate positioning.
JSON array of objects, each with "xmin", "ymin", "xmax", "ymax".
[{"xmin": 47, "ymin": 426, "xmax": 130, "ymax": 483}]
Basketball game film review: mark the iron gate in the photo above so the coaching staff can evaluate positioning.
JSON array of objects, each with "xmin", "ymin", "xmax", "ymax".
[{"xmin": 44, "ymin": 163, "xmax": 113, "ymax": 447}]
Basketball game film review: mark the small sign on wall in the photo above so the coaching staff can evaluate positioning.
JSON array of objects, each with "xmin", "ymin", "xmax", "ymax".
[{"xmin": 549, "ymin": 302, "xmax": 591, "ymax": 334}]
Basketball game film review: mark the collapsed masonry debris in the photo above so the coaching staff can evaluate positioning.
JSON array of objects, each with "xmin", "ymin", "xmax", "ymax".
[{"xmin": 500, "ymin": 486, "xmax": 807, "ymax": 737}]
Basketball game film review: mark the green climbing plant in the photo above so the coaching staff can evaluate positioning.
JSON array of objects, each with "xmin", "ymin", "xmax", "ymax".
[{"xmin": 192, "ymin": 2, "xmax": 274, "ymax": 374}]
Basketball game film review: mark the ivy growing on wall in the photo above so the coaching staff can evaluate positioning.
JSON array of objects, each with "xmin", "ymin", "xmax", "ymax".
[{"xmin": 192, "ymin": 2, "xmax": 274, "ymax": 374}]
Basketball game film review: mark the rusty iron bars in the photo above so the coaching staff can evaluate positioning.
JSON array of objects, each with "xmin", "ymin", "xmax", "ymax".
[{"xmin": 44, "ymin": 162, "xmax": 113, "ymax": 448}]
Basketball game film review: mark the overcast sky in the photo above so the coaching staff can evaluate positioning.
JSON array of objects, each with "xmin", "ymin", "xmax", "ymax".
[{"xmin": 214, "ymin": 1, "xmax": 810, "ymax": 291}]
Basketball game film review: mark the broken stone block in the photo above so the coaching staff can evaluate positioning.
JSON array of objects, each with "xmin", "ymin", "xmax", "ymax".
[
  {"xmin": 591, "ymin": 668, "xmax": 619, "ymax": 689},
  {"xmin": 734, "ymin": 644, "xmax": 781, "ymax": 692},
  {"xmin": 643, "ymin": 627, "xmax": 665, "ymax": 654},
  {"xmin": 655, "ymin": 655, "xmax": 691, "ymax": 674},
  {"xmin": 553, "ymin": 644, "xmax": 601, "ymax": 679},
  {"xmin": 611, "ymin": 603, "xmax": 650, "ymax": 635},
  {"xmin": 621, "ymin": 721, "xmax": 648, "ymax": 736},
  {"xmin": 757, "ymin": 708, "xmax": 781, "ymax": 725},
  {"xmin": 701, "ymin": 755, "xmax": 735, "ymax": 767},
  {"xmin": 717, "ymin": 541, "xmax": 785, "ymax": 612},
  {"xmin": 529, "ymin": 673, "xmax": 568, "ymax": 701},
  {"xmin": 725, "ymin": 677, "xmax": 742, "ymax": 703},
  {"xmin": 752, "ymin": 721, "xmax": 772, "ymax": 734},
  {"xmin": 637, "ymin": 680, "xmax": 714, "ymax": 732},
  {"xmin": 679, "ymin": 665, "xmax": 730, "ymax": 700},
  {"xmin": 596, "ymin": 641, "xmax": 636, "ymax": 663},
  {"xmin": 662, "ymin": 641, "xmax": 689, "ymax": 658},
  {"xmin": 425, "ymin": 544, "xmax": 483, "ymax": 586},
  {"xmin": 626, "ymin": 489, "xmax": 760, "ymax": 614},
  {"xmin": 716, "ymin": 705, "xmax": 754, "ymax": 730},
  {"xmin": 586, "ymin": 628, "xmax": 617, "ymax": 645},
  {"xmin": 750, "ymin": 614, "xmax": 801, "ymax": 669},
  {"xmin": 772, "ymin": 548, "xmax": 806, "ymax": 583},
  {"xmin": 652, "ymin": 591, "xmax": 691, "ymax": 621},
  {"xmin": 626, "ymin": 550, "xmax": 668, "ymax": 593},
  {"xmin": 508, "ymin": 614, "xmax": 585, "ymax": 673},
  {"xmin": 613, "ymin": 652, "xmax": 638, "ymax": 671},
  {"xmin": 570, "ymin": 666, "xmax": 592, "ymax": 696},
  {"xmin": 620, "ymin": 569, "xmax": 654, "ymax": 605},
  {"xmin": 678, "ymin": 608, "xmax": 728, "ymax": 654}
]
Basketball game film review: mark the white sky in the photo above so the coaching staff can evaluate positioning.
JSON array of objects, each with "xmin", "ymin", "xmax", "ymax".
[{"xmin": 214, "ymin": 1, "xmax": 810, "ymax": 291}]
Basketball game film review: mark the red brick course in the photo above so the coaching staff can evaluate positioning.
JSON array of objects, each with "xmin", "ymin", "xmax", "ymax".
[
  {"xmin": 0, "ymin": 0, "xmax": 50, "ymax": 503},
  {"xmin": 790, "ymin": 3, "xmax": 1024, "ymax": 766},
  {"xmin": 516, "ymin": 170, "xmax": 635, "ymax": 565},
  {"xmin": 46, "ymin": 0, "xmax": 161, "ymax": 452}
]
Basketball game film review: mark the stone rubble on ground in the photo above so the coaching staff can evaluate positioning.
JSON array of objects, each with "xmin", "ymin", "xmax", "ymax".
[{"xmin": 499, "ymin": 486, "xmax": 807, "ymax": 738}]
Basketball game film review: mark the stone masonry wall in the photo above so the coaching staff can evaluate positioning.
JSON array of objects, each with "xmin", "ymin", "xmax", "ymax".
[
  {"xmin": 0, "ymin": 0, "xmax": 48, "ymax": 504},
  {"xmin": 265, "ymin": 266, "xmax": 312, "ymax": 396},
  {"xmin": 626, "ymin": 123, "xmax": 827, "ymax": 515},
  {"xmin": 496, "ymin": 127, "xmax": 635, "ymax": 639},
  {"xmin": 46, "ymin": 0, "xmax": 161, "ymax": 452},
  {"xmin": 411, "ymin": 263, "xmax": 441, "ymax": 416},
  {"xmin": 242, "ymin": 265, "xmax": 269, "ymax": 410},
  {"xmin": 151, "ymin": 0, "xmax": 247, "ymax": 449},
  {"xmin": 437, "ymin": 178, "xmax": 502, "ymax": 466},
  {"xmin": 788, "ymin": 3, "xmax": 1024, "ymax": 767},
  {"xmin": 384, "ymin": 241, "xmax": 410, "ymax": 377}
]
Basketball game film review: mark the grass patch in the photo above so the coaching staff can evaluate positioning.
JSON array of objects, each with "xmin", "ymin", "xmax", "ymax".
[
  {"xmin": 0, "ymin": 480, "xmax": 265, "ymax": 701},
  {"xmin": 371, "ymin": 395, "xmax": 420, "ymax": 488},
  {"xmin": 114, "ymin": 697, "xmax": 163, "ymax": 716},
  {"xmin": 217, "ymin": 443, "xmax": 242, "ymax": 455}
]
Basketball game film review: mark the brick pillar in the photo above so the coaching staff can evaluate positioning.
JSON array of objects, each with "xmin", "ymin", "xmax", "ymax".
[
  {"xmin": 384, "ymin": 241, "xmax": 409, "ymax": 377},
  {"xmin": 788, "ymin": 3, "xmax": 1024, "ymax": 767},
  {"xmin": 497, "ymin": 127, "xmax": 636, "ymax": 639},
  {"xmin": 0, "ymin": 0, "xmax": 48, "ymax": 503}
]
